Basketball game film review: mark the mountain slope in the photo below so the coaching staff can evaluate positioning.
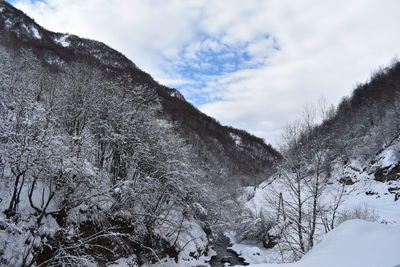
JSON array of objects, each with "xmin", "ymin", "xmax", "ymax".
[
  {"xmin": 0, "ymin": 0, "xmax": 279, "ymax": 187},
  {"xmin": 239, "ymin": 57, "xmax": 400, "ymax": 263},
  {"xmin": 0, "ymin": 2, "xmax": 281, "ymax": 265}
]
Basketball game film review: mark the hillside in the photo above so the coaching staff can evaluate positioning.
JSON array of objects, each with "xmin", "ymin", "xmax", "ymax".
[
  {"xmin": 238, "ymin": 59, "xmax": 400, "ymax": 263},
  {"xmin": 0, "ymin": 1, "xmax": 278, "ymax": 265},
  {"xmin": 0, "ymin": 0, "xmax": 279, "ymax": 188}
]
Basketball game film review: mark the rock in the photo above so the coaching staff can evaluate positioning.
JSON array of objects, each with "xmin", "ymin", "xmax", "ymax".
[
  {"xmin": 339, "ymin": 177, "xmax": 355, "ymax": 185},
  {"xmin": 221, "ymin": 256, "xmax": 232, "ymax": 263}
]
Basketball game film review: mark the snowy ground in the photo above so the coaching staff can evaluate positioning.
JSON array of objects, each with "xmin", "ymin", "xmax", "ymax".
[
  {"xmin": 243, "ymin": 220, "xmax": 400, "ymax": 267},
  {"xmin": 146, "ymin": 220, "xmax": 400, "ymax": 267},
  {"xmin": 228, "ymin": 240, "xmax": 282, "ymax": 264},
  {"xmin": 245, "ymin": 163, "xmax": 400, "ymax": 225},
  {"xmin": 233, "ymin": 140, "xmax": 400, "ymax": 267},
  {"xmin": 142, "ymin": 252, "xmax": 217, "ymax": 267}
]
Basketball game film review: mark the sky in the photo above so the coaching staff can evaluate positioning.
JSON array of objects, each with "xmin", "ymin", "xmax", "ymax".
[{"xmin": 11, "ymin": 0, "xmax": 400, "ymax": 146}]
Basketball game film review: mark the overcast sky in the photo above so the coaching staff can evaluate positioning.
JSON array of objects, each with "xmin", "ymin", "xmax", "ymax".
[{"xmin": 12, "ymin": 0, "xmax": 400, "ymax": 145}]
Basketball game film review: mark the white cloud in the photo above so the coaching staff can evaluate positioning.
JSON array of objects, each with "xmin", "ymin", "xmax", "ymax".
[
  {"xmin": 14, "ymin": 0, "xmax": 400, "ymax": 146},
  {"xmin": 199, "ymin": 0, "xmax": 400, "ymax": 145}
]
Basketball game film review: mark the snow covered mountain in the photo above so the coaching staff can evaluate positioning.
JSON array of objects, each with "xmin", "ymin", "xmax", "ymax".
[
  {"xmin": 0, "ymin": 1, "xmax": 278, "ymax": 265},
  {"xmin": 0, "ymin": 0, "xmax": 279, "ymax": 187},
  {"xmin": 1, "ymin": 1, "xmax": 400, "ymax": 266}
]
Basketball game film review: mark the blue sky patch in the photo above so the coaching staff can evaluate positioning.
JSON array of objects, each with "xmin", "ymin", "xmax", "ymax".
[{"xmin": 164, "ymin": 35, "xmax": 278, "ymax": 105}]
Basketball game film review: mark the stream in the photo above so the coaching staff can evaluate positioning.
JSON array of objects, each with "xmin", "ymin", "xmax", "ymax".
[{"xmin": 208, "ymin": 235, "xmax": 249, "ymax": 267}]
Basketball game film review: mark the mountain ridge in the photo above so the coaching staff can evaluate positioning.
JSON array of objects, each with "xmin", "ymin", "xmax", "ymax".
[{"xmin": 0, "ymin": 0, "xmax": 279, "ymax": 186}]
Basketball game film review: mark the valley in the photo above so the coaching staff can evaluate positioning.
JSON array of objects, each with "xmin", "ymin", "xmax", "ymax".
[{"xmin": 1, "ymin": 1, "xmax": 399, "ymax": 267}]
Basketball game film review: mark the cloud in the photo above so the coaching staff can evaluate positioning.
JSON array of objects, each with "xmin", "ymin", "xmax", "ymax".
[{"xmin": 14, "ymin": 0, "xmax": 400, "ymax": 146}]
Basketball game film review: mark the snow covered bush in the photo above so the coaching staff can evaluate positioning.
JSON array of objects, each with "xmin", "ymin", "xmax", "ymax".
[
  {"xmin": 336, "ymin": 204, "xmax": 378, "ymax": 225},
  {"xmin": 235, "ymin": 210, "xmax": 276, "ymax": 249}
]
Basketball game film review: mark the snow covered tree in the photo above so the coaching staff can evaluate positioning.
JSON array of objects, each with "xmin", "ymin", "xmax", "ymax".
[{"xmin": 266, "ymin": 103, "xmax": 335, "ymax": 258}]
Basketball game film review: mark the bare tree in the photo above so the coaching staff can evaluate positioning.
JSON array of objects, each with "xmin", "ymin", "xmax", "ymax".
[{"xmin": 267, "ymin": 102, "xmax": 342, "ymax": 258}]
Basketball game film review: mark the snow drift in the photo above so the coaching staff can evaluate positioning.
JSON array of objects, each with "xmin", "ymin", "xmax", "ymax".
[{"xmin": 248, "ymin": 220, "xmax": 400, "ymax": 267}]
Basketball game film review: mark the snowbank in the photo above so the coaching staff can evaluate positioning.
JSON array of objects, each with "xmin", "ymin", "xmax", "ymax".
[
  {"xmin": 247, "ymin": 220, "xmax": 400, "ymax": 267},
  {"xmin": 229, "ymin": 243, "xmax": 269, "ymax": 264},
  {"xmin": 154, "ymin": 209, "xmax": 208, "ymax": 260},
  {"xmin": 247, "ymin": 157, "xmax": 400, "ymax": 224}
]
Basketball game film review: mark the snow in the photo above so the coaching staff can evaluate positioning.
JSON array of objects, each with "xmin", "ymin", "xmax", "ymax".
[
  {"xmin": 341, "ymin": 178, "xmax": 400, "ymax": 223},
  {"xmin": 107, "ymin": 256, "xmax": 138, "ymax": 267},
  {"xmin": 375, "ymin": 138, "xmax": 400, "ymax": 169},
  {"xmin": 168, "ymin": 90, "xmax": 185, "ymax": 100},
  {"xmin": 0, "ymin": 214, "xmax": 59, "ymax": 265},
  {"xmin": 327, "ymin": 155, "xmax": 400, "ymax": 223},
  {"xmin": 154, "ymin": 209, "xmax": 208, "ymax": 260},
  {"xmin": 246, "ymin": 220, "xmax": 400, "ymax": 267},
  {"xmin": 0, "ymin": 218, "xmax": 32, "ymax": 266},
  {"xmin": 46, "ymin": 56, "xmax": 64, "ymax": 65},
  {"xmin": 241, "ymin": 140, "xmax": 400, "ymax": 266},
  {"xmin": 18, "ymin": 23, "xmax": 42, "ymax": 39},
  {"xmin": 237, "ymin": 186, "xmax": 256, "ymax": 203},
  {"xmin": 22, "ymin": 23, "xmax": 29, "ymax": 33},
  {"xmin": 0, "ymin": 7, "xmax": 4, "ymax": 12},
  {"xmin": 227, "ymin": 234, "xmax": 283, "ymax": 264},
  {"xmin": 193, "ymin": 202, "xmax": 208, "ymax": 217},
  {"xmin": 145, "ymin": 257, "xmax": 199, "ymax": 267},
  {"xmin": 144, "ymin": 251, "xmax": 217, "ymax": 267},
  {"xmin": 179, "ymin": 248, "xmax": 217, "ymax": 267},
  {"xmin": 4, "ymin": 19, "xmax": 12, "ymax": 28},
  {"xmin": 0, "ymin": 177, "xmax": 58, "ymax": 220},
  {"xmin": 247, "ymin": 155, "xmax": 400, "ymax": 225},
  {"xmin": 31, "ymin": 26, "xmax": 41, "ymax": 39},
  {"xmin": 229, "ymin": 243, "xmax": 266, "ymax": 264},
  {"xmin": 229, "ymin": 132, "xmax": 242, "ymax": 146},
  {"xmin": 245, "ymin": 179, "xmax": 274, "ymax": 215},
  {"xmin": 54, "ymin": 34, "xmax": 71, "ymax": 47}
]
